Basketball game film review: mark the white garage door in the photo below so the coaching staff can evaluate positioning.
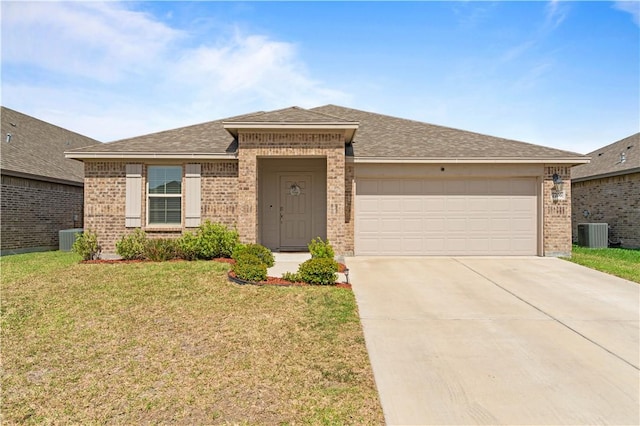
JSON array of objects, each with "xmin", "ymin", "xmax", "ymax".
[{"xmin": 355, "ymin": 178, "xmax": 538, "ymax": 256}]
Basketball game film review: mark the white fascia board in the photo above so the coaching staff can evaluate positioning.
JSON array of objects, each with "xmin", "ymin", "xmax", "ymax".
[
  {"xmin": 353, "ymin": 157, "xmax": 590, "ymax": 164},
  {"xmin": 65, "ymin": 152, "xmax": 237, "ymax": 160}
]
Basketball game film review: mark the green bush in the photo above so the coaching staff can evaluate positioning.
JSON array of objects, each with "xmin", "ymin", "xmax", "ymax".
[
  {"xmin": 232, "ymin": 243, "xmax": 275, "ymax": 268},
  {"xmin": 308, "ymin": 237, "xmax": 335, "ymax": 259},
  {"xmin": 144, "ymin": 238, "xmax": 178, "ymax": 262},
  {"xmin": 196, "ymin": 221, "xmax": 240, "ymax": 259},
  {"xmin": 297, "ymin": 257, "xmax": 338, "ymax": 285},
  {"xmin": 232, "ymin": 253, "xmax": 267, "ymax": 282},
  {"xmin": 72, "ymin": 230, "xmax": 101, "ymax": 261},
  {"xmin": 281, "ymin": 271, "xmax": 301, "ymax": 283},
  {"xmin": 115, "ymin": 229, "xmax": 148, "ymax": 260},
  {"xmin": 176, "ymin": 231, "xmax": 199, "ymax": 260}
]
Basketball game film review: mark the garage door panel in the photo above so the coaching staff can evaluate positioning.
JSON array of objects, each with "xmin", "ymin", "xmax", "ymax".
[{"xmin": 355, "ymin": 177, "xmax": 538, "ymax": 256}]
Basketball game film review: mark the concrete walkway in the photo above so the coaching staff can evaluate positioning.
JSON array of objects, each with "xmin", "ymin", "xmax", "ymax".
[
  {"xmin": 267, "ymin": 252, "xmax": 349, "ymax": 282},
  {"xmin": 348, "ymin": 256, "xmax": 640, "ymax": 425}
]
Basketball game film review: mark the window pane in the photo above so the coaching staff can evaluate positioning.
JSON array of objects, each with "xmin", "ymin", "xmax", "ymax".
[
  {"xmin": 149, "ymin": 197, "xmax": 181, "ymax": 224},
  {"xmin": 149, "ymin": 166, "xmax": 182, "ymax": 195}
]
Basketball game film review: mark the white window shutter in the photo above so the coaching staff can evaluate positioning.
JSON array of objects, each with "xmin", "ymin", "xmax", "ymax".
[
  {"xmin": 185, "ymin": 164, "xmax": 201, "ymax": 227},
  {"xmin": 125, "ymin": 164, "xmax": 142, "ymax": 227}
]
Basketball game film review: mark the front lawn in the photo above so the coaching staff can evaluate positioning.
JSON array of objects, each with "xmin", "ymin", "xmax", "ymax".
[
  {"xmin": 1, "ymin": 252, "xmax": 383, "ymax": 424},
  {"xmin": 564, "ymin": 246, "xmax": 640, "ymax": 283}
]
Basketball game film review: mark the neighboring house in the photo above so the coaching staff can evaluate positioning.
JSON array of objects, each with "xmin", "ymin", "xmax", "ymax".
[
  {"xmin": 66, "ymin": 105, "xmax": 588, "ymax": 257},
  {"xmin": 1, "ymin": 107, "xmax": 101, "ymax": 255},
  {"xmin": 571, "ymin": 133, "xmax": 640, "ymax": 248}
]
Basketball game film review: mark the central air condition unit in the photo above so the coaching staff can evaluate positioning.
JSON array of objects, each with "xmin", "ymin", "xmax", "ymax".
[
  {"xmin": 577, "ymin": 223, "xmax": 608, "ymax": 248},
  {"xmin": 59, "ymin": 228, "xmax": 84, "ymax": 251}
]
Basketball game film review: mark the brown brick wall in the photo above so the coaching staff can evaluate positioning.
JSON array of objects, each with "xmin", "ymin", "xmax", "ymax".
[
  {"xmin": 1, "ymin": 174, "xmax": 84, "ymax": 254},
  {"xmin": 543, "ymin": 165, "xmax": 572, "ymax": 256},
  {"xmin": 237, "ymin": 131, "xmax": 349, "ymax": 254},
  {"xmin": 344, "ymin": 162, "xmax": 355, "ymax": 255},
  {"xmin": 571, "ymin": 172, "xmax": 639, "ymax": 248},
  {"xmin": 84, "ymin": 160, "xmax": 239, "ymax": 254}
]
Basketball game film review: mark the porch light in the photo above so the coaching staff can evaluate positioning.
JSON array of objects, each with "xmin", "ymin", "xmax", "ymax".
[{"xmin": 552, "ymin": 173, "xmax": 564, "ymax": 191}]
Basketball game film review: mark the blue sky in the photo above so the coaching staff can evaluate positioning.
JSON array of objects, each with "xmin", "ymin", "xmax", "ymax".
[{"xmin": 2, "ymin": 1, "xmax": 638, "ymax": 154}]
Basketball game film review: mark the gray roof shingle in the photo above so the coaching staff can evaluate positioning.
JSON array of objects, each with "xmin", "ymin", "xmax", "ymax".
[
  {"xmin": 312, "ymin": 105, "xmax": 584, "ymax": 159},
  {"xmin": 1, "ymin": 107, "xmax": 101, "ymax": 184},
  {"xmin": 571, "ymin": 133, "xmax": 640, "ymax": 181},
  {"xmin": 67, "ymin": 104, "xmax": 586, "ymax": 162}
]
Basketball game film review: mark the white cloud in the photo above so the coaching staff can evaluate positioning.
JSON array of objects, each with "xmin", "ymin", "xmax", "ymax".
[
  {"xmin": 1, "ymin": 1, "xmax": 349, "ymax": 141},
  {"xmin": 613, "ymin": 1, "xmax": 640, "ymax": 26},
  {"xmin": 545, "ymin": 0, "xmax": 569, "ymax": 31}
]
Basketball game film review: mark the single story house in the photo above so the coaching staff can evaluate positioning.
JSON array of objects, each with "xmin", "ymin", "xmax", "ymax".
[
  {"xmin": 1, "ymin": 106, "xmax": 101, "ymax": 255},
  {"xmin": 571, "ymin": 132, "xmax": 639, "ymax": 248},
  {"xmin": 66, "ymin": 105, "xmax": 588, "ymax": 257}
]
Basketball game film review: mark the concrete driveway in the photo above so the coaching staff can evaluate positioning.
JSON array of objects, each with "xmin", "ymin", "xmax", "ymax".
[{"xmin": 348, "ymin": 257, "xmax": 639, "ymax": 425}]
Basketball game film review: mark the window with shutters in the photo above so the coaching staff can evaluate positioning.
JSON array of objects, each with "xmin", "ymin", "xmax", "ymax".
[{"xmin": 147, "ymin": 166, "xmax": 182, "ymax": 225}]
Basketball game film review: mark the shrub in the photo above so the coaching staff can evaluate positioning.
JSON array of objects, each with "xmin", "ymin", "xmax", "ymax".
[
  {"xmin": 297, "ymin": 257, "xmax": 338, "ymax": 285},
  {"xmin": 232, "ymin": 253, "xmax": 267, "ymax": 282},
  {"xmin": 72, "ymin": 230, "xmax": 101, "ymax": 261},
  {"xmin": 282, "ymin": 271, "xmax": 301, "ymax": 283},
  {"xmin": 308, "ymin": 237, "xmax": 335, "ymax": 259},
  {"xmin": 115, "ymin": 229, "xmax": 148, "ymax": 260},
  {"xmin": 144, "ymin": 238, "xmax": 178, "ymax": 262},
  {"xmin": 196, "ymin": 221, "xmax": 240, "ymax": 259},
  {"xmin": 232, "ymin": 243, "xmax": 275, "ymax": 268},
  {"xmin": 176, "ymin": 231, "xmax": 199, "ymax": 261}
]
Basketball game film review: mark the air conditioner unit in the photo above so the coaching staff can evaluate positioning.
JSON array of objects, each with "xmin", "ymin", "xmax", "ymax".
[
  {"xmin": 59, "ymin": 228, "xmax": 84, "ymax": 251},
  {"xmin": 577, "ymin": 223, "xmax": 608, "ymax": 248}
]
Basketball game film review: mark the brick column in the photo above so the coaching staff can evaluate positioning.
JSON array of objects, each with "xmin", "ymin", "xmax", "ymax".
[
  {"xmin": 543, "ymin": 165, "xmax": 572, "ymax": 256},
  {"xmin": 237, "ymin": 137, "xmax": 258, "ymax": 244}
]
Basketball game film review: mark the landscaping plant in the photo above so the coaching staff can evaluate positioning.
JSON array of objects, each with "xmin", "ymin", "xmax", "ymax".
[
  {"xmin": 195, "ymin": 220, "xmax": 240, "ymax": 259},
  {"xmin": 115, "ymin": 229, "xmax": 148, "ymax": 260},
  {"xmin": 176, "ymin": 231, "xmax": 199, "ymax": 260},
  {"xmin": 308, "ymin": 237, "xmax": 335, "ymax": 259},
  {"xmin": 232, "ymin": 243, "xmax": 275, "ymax": 268},
  {"xmin": 298, "ymin": 257, "xmax": 339, "ymax": 285},
  {"xmin": 144, "ymin": 238, "xmax": 178, "ymax": 262},
  {"xmin": 72, "ymin": 230, "xmax": 101, "ymax": 260},
  {"xmin": 232, "ymin": 252, "xmax": 267, "ymax": 282}
]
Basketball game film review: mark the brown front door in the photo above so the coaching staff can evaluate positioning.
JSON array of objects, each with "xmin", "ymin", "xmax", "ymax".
[{"xmin": 280, "ymin": 175, "xmax": 312, "ymax": 249}]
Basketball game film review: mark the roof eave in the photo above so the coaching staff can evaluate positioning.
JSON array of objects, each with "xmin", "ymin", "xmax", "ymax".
[
  {"xmin": 1, "ymin": 169, "xmax": 84, "ymax": 186},
  {"xmin": 352, "ymin": 157, "xmax": 591, "ymax": 164},
  {"xmin": 65, "ymin": 152, "xmax": 237, "ymax": 160},
  {"xmin": 222, "ymin": 122, "xmax": 359, "ymax": 142}
]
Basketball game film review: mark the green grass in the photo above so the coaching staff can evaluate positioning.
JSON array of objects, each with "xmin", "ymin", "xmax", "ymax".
[
  {"xmin": 564, "ymin": 246, "xmax": 640, "ymax": 283},
  {"xmin": 1, "ymin": 251, "xmax": 384, "ymax": 425}
]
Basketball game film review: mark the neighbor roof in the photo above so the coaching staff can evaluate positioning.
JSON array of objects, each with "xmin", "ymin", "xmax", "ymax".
[
  {"xmin": 1, "ymin": 107, "xmax": 101, "ymax": 185},
  {"xmin": 67, "ymin": 105, "xmax": 587, "ymax": 163},
  {"xmin": 571, "ymin": 133, "xmax": 640, "ymax": 182}
]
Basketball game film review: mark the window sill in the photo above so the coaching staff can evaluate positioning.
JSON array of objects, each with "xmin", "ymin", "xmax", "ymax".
[{"xmin": 143, "ymin": 226, "xmax": 183, "ymax": 233}]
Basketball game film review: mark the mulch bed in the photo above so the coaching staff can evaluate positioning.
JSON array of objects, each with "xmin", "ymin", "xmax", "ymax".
[{"xmin": 80, "ymin": 258, "xmax": 351, "ymax": 289}]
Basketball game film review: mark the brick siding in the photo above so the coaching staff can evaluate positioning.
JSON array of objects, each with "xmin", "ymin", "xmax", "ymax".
[
  {"xmin": 1, "ymin": 175, "xmax": 84, "ymax": 254},
  {"xmin": 543, "ymin": 165, "xmax": 572, "ymax": 256},
  {"xmin": 571, "ymin": 172, "xmax": 639, "ymax": 248},
  {"xmin": 237, "ymin": 131, "xmax": 349, "ymax": 254}
]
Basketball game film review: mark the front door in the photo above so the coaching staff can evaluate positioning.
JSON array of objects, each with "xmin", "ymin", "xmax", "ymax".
[{"xmin": 280, "ymin": 175, "xmax": 312, "ymax": 249}]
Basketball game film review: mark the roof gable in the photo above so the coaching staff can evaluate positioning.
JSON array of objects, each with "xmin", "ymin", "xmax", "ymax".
[
  {"xmin": 1, "ymin": 107, "xmax": 100, "ymax": 184},
  {"xmin": 571, "ymin": 133, "xmax": 640, "ymax": 181}
]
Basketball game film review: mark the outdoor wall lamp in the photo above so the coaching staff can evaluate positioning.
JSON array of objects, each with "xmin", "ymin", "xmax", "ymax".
[{"xmin": 552, "ymin": 173, "xmax": 564, "ymax": 191}]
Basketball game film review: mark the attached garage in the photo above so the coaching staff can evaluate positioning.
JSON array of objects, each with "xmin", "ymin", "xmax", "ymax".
[{"xmin": 355, "ymin": 176, "xmax": 539, "ymax": 256}]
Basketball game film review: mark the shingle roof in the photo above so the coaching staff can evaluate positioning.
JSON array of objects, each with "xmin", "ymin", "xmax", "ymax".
[
  {"xmin": 67, "ymin": 104, "xmax": 587, "ymax": 162},
  {"xmin": 571, "ymin": 133, "xmax": 640, "ymax": 181},
  {"xmin": 224, "ymin": 106, "xmax": 354, "ymax": 123},
  {"xmin": 312, "ymin": 105, "xmax": 584, "ymax": 159},
  {"xmin": 1, "ymin": 107, "xmax": 101, "ymax": 184}
]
